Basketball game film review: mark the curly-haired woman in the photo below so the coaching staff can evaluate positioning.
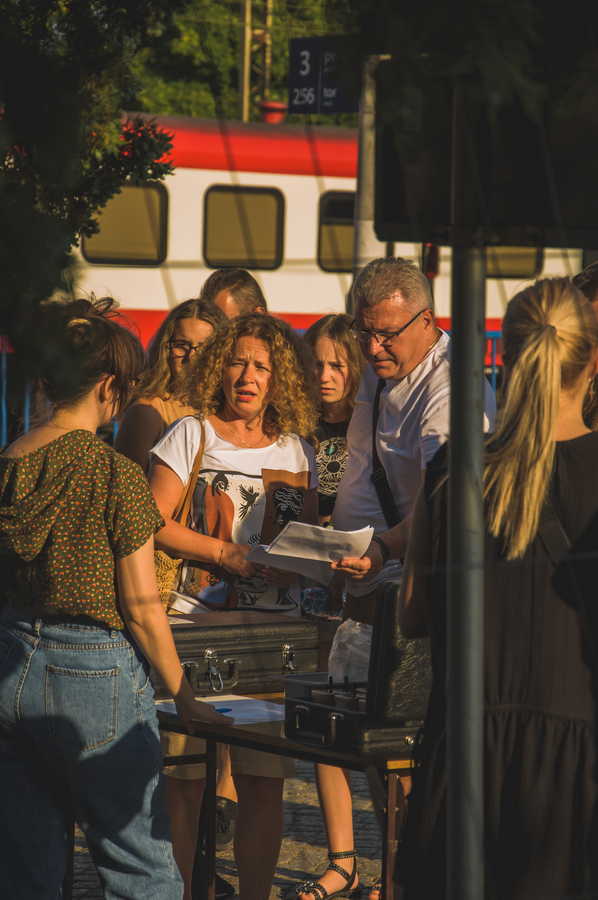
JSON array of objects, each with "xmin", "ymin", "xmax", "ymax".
[
  {"xmin": 149, "ymin": 313, "xmax": 319, "ymax": 900},
  {"xmin": 115, "ymin": 298, "xmax": 226, "ymax": 472}
]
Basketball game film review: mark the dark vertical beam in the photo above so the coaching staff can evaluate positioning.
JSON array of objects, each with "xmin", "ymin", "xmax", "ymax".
[
  {"xmin": 206, "ymin": 739, "xmax": 217, "ymax": 900},
  {"xmin": 447, "ymin": 80, "xmax": 486, "ymax": 900},
  {"xmin": 349, "ymin": 54, "xmax": 390, "ymax": 315}
]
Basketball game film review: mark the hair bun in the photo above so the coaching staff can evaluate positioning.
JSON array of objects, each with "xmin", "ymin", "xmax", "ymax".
[{"xmin": 66, "ymin": 317, "xmax": 95, "ymax": 352}]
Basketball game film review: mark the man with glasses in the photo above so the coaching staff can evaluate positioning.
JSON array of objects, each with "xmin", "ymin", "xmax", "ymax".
[{"xmin": 294, "ymin": 258, "xmax": 495, "ymax": 900}]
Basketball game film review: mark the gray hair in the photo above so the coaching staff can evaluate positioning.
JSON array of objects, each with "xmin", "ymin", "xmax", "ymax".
[{"xmin": 351, "ymin": 257, "xmax": 433, "ymax": 312}]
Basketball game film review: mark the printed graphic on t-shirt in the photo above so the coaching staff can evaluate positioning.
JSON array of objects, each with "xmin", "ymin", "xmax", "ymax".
[
  {"xmin": 179, "ymin": 465, "xmax": 309, "ymax": 611},
  {"xmin": 316, "ymin": 435, "xmax": 348, "ymax": 497}
]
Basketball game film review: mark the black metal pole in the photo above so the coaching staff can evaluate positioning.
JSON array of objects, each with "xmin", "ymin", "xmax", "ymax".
[{"xmin": 447, "ymin": 80, "xmax": 486, "ymax": 900}]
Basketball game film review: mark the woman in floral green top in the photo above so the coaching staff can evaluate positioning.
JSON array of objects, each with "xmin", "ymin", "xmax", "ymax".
[{"xmin": 0, "ymin": 298, "xmax": 228, "ymax": 899}]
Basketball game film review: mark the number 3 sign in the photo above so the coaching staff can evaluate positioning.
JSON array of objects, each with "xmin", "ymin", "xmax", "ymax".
[{"xmin": 288, "ymin": 37, "xmax": 359, "ymax": 115}]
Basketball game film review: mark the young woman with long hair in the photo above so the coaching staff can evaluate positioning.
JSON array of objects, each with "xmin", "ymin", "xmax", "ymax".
[
  {"xmin": 304, "ymin": 314, "xmax": 364, "ymax": 526},
  {"xmin": 115, "ymin": 298, "xmax": 225, "ymax": 472},
  {"xmin": 396, "ymin": 277, "xmax": 598, "ymax": 898},
  {"xmin": 0, "ymin": 298, "xmax": 227, "ymax": 898}
]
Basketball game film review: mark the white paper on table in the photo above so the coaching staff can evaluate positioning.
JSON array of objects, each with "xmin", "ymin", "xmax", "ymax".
[
  {"xmin": 155, "ymin": 694, "xmax": 285, "ymax": 725},
  {"xmin": 167, "ymin": 614, "xmax": 206, "ymax": 625},
  {"xmin": 247, "ymin": 521, "xmax": 374, "ymax": 586}
]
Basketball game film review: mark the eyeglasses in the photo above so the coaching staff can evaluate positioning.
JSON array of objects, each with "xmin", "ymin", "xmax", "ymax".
[
  {"xmin": 168, "ymin": 339, "xmax": 204, "ymax": 358},
  {"xmin": 352, "ymin": 308, "xmax": 426, "ymax": 346}
]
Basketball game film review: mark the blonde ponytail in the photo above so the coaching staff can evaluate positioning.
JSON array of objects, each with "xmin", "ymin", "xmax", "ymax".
[{"xmin": 484, "ymin": 278, "xmax": 598, "ymax": 559}]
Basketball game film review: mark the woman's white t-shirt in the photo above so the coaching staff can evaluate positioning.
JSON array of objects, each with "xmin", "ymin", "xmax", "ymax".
[{"xmin": 151, "ymin": 417, "xmax": 317, "ymax": 612}]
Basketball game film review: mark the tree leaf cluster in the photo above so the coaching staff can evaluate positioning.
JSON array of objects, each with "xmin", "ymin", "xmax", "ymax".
[
  {"xmin": 129, "ymin": 0, "xmax": 354, "ymax": 124},
  {"xmin": 0, "ymin": 0, "xmax": 182, "ymax": 345}
]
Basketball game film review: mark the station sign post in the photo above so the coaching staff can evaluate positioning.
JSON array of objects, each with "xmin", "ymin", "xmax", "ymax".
[{"xmin": 288, "ymin": 36, "xmax": 358, "ymax": 115}]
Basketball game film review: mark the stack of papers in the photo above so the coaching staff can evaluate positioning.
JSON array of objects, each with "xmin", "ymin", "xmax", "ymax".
[
  {"xmin": 247, "ymin": 521, "xmax": 374, "ymax": 586},
  {"xmin": 156, "ymin": 694, "xmax": 285, "ymax": 725}
]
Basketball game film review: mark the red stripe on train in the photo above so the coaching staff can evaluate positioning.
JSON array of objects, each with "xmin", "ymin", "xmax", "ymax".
[
  {"xmin": 117, "ymin": 309, "xmax": 323, "ymax": 346},
  {"xmin": 143, "ymin": 115, "xmax": 358, "ymax": 178},
  {"xmin": 118, "ymin": 309, "xmax": 503, "ymax": 351}
]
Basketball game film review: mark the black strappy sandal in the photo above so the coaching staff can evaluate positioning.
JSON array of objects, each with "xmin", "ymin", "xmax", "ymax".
[{"xmin": 288, "ymin": 849, "xmax": 361, "ymax": 899}]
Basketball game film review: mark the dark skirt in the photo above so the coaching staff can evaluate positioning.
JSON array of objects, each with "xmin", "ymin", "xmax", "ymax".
[{"xmin": 399, "ymin": 707, "xmax": 598, "ymax": 900}]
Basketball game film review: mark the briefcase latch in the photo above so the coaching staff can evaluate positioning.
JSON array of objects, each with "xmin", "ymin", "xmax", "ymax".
[
  {"xmin": 181, "ymin": 651, "xmax": 240, "ymax": 694},
  {"xmin": 203, "ymin": 648, "xmax": 224, "ymax": 692},
  {"xmin": 281, "ymin": 642, "xmax": 296, "ymax": 672}
]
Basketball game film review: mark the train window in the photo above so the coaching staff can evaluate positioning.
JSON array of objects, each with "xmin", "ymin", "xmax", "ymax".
[
  {"xmin": 204, "ymin": 186, "xmax": 284, "ymax": 270},
  {"xmin": 82, "ymin": 184, "xmax": 167, "ymax": 266},
  {"xmin": 485, "ymin": 247, "xmax": 543, "ymax": 279},
  {"xmin": 318, "ymin": 191, "xmax": 355, "ymax": 273}
]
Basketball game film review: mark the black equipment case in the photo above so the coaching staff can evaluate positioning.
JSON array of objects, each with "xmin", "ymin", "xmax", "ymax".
[
  {"xmin": 284, "ymin": 582, "xmax": 432, "ymax": 755},
  {"xmin": 152, "ymin": 610, "xmax": 320, "ymax": 699}
]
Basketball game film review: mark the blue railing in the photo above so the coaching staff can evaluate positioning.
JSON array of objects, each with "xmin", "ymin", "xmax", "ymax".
[
  {"xmin": 0, "ymin": 332, "xmax": 503, "ymax": 444},
  {"xmin": 486, "ymin": 331, "xmax": 502, "ymax": 392}
]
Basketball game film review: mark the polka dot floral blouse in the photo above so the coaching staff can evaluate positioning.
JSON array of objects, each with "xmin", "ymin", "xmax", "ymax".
[{"xmin": 0, "ymin": 430, "xmax": 163, "ymax": 629}]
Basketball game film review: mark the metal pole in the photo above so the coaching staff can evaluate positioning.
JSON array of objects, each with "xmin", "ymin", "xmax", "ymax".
[
  {"xmin": 263, "ymin": 0, "xmax": 272, "ymax": 101},
  {"xmin": 240, "ymin": 0, "xmax": 252, "ymax": 122},
  {"xmin": 349, "ymin": 55, "xmax": 389, "ymax": 314},
  {"xmin": 447, "ymin": 79, "xmax": 485, "ymax": 900}
]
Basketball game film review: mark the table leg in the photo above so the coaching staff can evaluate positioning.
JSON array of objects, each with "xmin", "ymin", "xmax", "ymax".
[
  {"xmin": 382, "ymin": 773, "xmax": 397, "ymax": 900},
  {"xmin": 365, "ymin": 764, "xmax": 387, "ymax": 833},
  {"xmin": 204, "ymin": 740, "xmax": 218, "ymax": 900},
  {"xmin": 383, "ymin": 773, "xmax": 408, "ymax": 900},
  {"xmin": 62, "ymin": 818, "xmax": 75, "ymax": 900}
]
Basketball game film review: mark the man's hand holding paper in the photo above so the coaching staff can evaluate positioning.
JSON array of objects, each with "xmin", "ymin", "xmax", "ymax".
[{"xmin": 247, "ymin": 521, "xmax": 374, "ymax": 587}]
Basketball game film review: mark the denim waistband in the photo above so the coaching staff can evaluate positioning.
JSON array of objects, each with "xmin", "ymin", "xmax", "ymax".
[{"xmin": 0, "ymin": 610, "xmax": 124, "ymax": 640}]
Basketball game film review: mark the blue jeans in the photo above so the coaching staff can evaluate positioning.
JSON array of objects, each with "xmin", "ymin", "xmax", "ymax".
[{"xmin": 0, "ymin": 617, "xmax": 183, "ymax": 899}]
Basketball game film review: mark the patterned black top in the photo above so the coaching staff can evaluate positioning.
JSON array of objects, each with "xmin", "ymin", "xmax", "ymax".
[{"xmin": 315, "ymin": 418, "xmax": 349, "ymax": 519}]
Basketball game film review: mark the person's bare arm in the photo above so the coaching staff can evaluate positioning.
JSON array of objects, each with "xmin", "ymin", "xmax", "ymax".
[
  {"xmin": 115, "ymin": 402, "xmax": 165, "ymax": 473},
  {"xmin": 398, "ymin": 485, "xmax": 433, "ymax": 638},
  {"xmin": 116, "ymin": 537, "xmax": 230, "ymax": 727},
  {"xmin": 150, "ymin": 458, "xmax": 254, "ymax": 577}
]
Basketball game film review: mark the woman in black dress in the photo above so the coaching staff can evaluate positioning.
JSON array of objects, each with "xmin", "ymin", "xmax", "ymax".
[{"xmin": 398, "ymin": 277, "xmax": 598, "ymax": 899}]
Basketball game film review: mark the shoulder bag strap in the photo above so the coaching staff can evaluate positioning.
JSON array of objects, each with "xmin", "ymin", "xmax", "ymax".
[
  {"xmin": 370, "ymin": 378, "xmax": 401, "ymax": 528},
  {"xmin": 173, "ymin": 420, "xmax": 206, "ymax": 525}
]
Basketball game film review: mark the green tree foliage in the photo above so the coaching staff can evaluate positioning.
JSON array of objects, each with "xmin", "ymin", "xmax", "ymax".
[
  {"xmin": 129, "ymin": 0, "xmax": 351, "ymax": 122},
  {"xmin": 0, "ymin": 0, "xmax": 183, "ymax": 345}
]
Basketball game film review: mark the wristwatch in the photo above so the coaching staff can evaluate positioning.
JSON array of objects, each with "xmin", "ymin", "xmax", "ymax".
[{"xmin": 371, "ymin": 534, "xmax": 390, "ymax": 565}]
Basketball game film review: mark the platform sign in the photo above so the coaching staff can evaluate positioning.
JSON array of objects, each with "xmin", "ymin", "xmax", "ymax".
[{"xmin": 288, "ymin": 37, "xmax": 358, "ymax": 115}]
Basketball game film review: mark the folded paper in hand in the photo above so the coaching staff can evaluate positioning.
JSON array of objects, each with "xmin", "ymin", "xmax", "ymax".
[{"xmin": 248, "ymin": 521, "xmax": 374, "ymax": 586}]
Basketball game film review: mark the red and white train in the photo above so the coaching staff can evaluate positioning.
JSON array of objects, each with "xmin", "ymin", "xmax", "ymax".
[{"xmin": 74, "ymin": 115, "xmax": 582, "ymax": 344}]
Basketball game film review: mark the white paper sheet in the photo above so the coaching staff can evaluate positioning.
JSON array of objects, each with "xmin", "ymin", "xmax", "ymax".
[
  {"xmin": 166, "ymin": 614, "xmax": 204, "ymax": 625},
  {"xmin": 156, "ymin": 694, "xmax": 285, "ymax": 725},
  {"xmin": 247, "ymin": 521, "xmax": 373, "ymax": 586}
]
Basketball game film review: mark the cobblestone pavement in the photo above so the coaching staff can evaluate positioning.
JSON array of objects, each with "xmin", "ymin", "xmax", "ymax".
[{"xmin": 72, "ymin": 760, "xmax": 382, "ymax": 899}]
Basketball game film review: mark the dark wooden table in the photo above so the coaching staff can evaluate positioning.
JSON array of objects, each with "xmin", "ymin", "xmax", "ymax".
[{"xmin": 159, "ymin": 707, "xmax": 412, "ymax": 900}]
